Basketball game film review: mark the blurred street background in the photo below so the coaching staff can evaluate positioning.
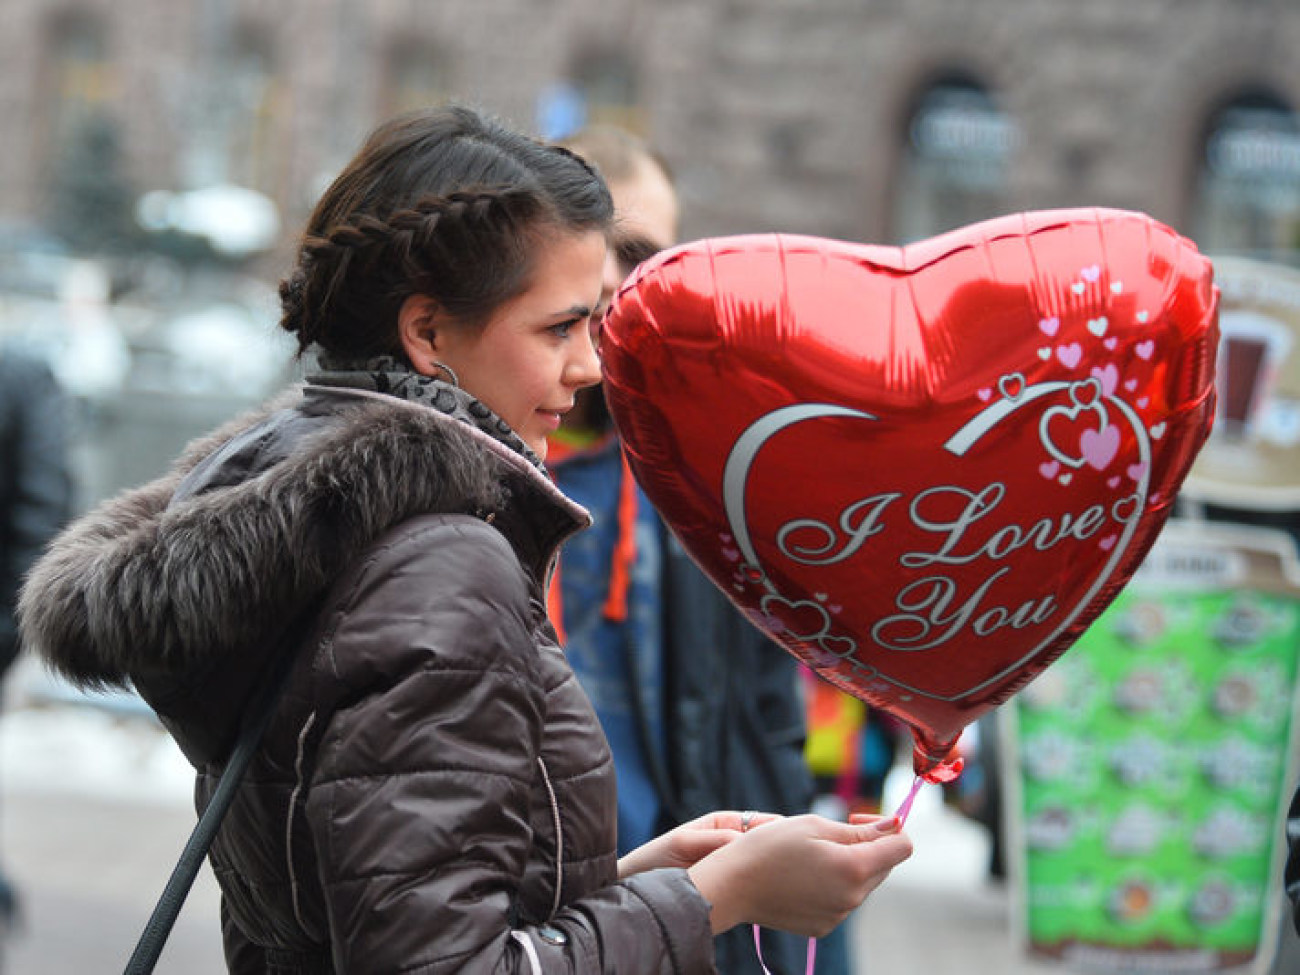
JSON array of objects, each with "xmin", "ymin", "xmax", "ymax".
[{"xmin": 5, "ymin": 1, "xmax": 1300, "ymax": 972}]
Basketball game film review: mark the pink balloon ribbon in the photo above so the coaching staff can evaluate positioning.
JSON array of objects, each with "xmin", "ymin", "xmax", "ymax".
[
  {"xmin": 752, "ymin": 924, "xmax": 817, "ymax": 975},
  {"xmin": 893, "ymin": 775, "xmax": 925, "ymax": 827}
]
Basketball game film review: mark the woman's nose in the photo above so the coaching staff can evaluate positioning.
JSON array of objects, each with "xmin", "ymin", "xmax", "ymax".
[{"xmin": 568, "ymin": 324, "xmax": 603, "ymax": 389}]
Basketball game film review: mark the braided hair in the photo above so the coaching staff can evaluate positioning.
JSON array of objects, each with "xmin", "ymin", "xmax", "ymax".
[{"xmin": 279, "ymin": 105, "xmax": 613, "ymax": 359}]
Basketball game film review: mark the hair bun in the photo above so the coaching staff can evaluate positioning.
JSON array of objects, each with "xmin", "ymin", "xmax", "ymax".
[{"xmin": 278, "ymin": 271, "xmax": 309, "ymax": 336}]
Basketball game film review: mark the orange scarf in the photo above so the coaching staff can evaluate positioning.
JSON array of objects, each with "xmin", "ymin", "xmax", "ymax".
[{"xmin": 545, "ymin": 439, "xmax": 638, "ymax": 645}]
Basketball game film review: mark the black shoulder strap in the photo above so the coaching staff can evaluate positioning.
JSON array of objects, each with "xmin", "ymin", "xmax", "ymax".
[{"xmin": 123, "ymin": 642, "xmax": 297, "ymax": 975}]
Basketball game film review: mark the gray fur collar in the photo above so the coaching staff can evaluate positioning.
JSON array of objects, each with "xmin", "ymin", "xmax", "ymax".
[{"xmin": 19, "ymin": 385, "xmax": 588, "ymax": 691}]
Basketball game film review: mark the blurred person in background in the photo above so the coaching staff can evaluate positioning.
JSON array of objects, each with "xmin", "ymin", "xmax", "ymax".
[
  {"xmin": 0, "ymin": 343, "xmax": 73, "ymax": 934},
  {"xmin": 1288, "ymin": 786, "xmax": 1300, "ymax": 935},
  {"xmin": 802, "ymin": 668, "xmax": 902, "ymax": 820},
  {"xmin": 551, "ymin": 125, "xmax": 857, "ymax": 975},
  {"xmin": 18, "ymin": 105, "xmax": 912, "ymax": 973}
]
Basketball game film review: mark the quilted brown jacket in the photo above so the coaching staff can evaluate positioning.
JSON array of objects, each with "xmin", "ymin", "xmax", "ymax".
[{"xmin": 19, "ymin": 382, "xmax": 716, "ymax": 973}]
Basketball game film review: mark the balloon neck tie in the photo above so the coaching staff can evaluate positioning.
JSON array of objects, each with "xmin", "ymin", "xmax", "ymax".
[
  {"xmin": 896, "ymin": 751, "xmax": 964, "ymax": 826},
  {"xmin": 752, "ymin": 925, "xmax": 816, "ymax": 975}
]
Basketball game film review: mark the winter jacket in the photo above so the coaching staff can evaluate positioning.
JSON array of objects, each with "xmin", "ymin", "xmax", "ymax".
[
  {"xmin": 0, "ymin": 346, "xmax": 72, "ymax": 675},
  {"xmin": 19, "ymin": 383, "xmax": 716, "ymax": 974}
]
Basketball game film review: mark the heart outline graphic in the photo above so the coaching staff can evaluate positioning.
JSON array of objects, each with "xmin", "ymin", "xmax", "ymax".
[{"xmin": 719, "ymin": 386, "xmax": 1154, "ymax": 706}]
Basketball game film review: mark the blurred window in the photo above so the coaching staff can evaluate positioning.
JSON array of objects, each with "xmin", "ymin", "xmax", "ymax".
[
  {"xmin": 225, "ymin": 29, "xmax": 283, "ymax": 197},
  {"xmin": 43, "ymin": 13, "xmax": 113, "ymax": 149},
  {"xmin": 1193, "ymin": 93, "xmax": 1300, "ymax": 259},
  {"xmin": 574, "ymin": 48, "xmax": 645, "ymax": 135},
  {"xmin": 382, "ymin": 42, "xmax": 449, "ymax": 117},
  {"xmin": 892, "ymin": 79, "xmax": 1020, "ymax": 243}
]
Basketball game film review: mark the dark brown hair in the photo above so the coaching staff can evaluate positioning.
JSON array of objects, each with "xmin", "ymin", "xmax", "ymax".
[{"xmin": 279, "ymin": 105, "xmax": 614, "ymax": 359}]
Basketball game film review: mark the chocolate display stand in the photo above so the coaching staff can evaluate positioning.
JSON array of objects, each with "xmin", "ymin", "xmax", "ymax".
[
  {"xmin": 1002, "ymin": 257, "xmax": 1300, "ymax": 973},
  {"xmin": 1004, "ymin": 520, "xmax": 1300, "ymax": 973}
]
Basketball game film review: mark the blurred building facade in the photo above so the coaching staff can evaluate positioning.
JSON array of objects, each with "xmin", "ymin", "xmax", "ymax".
[{"xmin": 4, "ymin": 0, "xmax": 1300, "ymax": 259}]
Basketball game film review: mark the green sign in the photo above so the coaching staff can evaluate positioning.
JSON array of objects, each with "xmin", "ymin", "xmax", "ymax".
[{"xmin": 1005, "ymin": 520, "xmax": 1300, "ymax": 973}]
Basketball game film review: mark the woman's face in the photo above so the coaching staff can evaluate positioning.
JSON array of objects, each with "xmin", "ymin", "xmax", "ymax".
[{"xmin": 435, "ymin": 230, "xmax": 607, "ymax": 460}]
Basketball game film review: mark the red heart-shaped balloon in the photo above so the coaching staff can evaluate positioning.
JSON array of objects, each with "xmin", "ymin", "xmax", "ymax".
[{"xmin": 601, "ymin": 208, "xmax": 1218, "ymax": 773}]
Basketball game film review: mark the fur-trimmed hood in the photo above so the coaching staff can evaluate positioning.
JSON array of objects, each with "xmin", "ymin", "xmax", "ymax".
[{"xmin": 18, "ymin": 384, "xmax": 588, "ymax": 698}]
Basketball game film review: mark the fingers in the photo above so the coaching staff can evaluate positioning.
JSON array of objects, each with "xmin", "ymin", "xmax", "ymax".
[
  {"xmin": 862, "ymin": 831, "xmax": 914, "ymax": 871},
  {"xmin": 848, "ymin": 811, "xmax": 893, "ymax": 827},
  {"xmin": 707, "ymin": 810, "xmax": 782, "ymax": 833},
  {"xmin": 806, "ymin": 813, "xmax": 903, "ymax": 845},
  {"xmin": 809, "ymin": 815, "xmax": 915, "ymax": 879},
  {"xmin": 851, "ymin": 814, "xmax": 901, "ymax": 836}
]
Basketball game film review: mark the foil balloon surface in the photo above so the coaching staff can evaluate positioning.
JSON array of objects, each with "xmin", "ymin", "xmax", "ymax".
[{"xmin": 599, "ymin": 208, "xmax": 1219, "ymax": 773}]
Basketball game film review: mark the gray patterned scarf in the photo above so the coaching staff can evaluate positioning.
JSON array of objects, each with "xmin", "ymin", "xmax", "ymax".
[{"xmin": 305, "ymin": 351, "xmax": 544, "ymax": 470}]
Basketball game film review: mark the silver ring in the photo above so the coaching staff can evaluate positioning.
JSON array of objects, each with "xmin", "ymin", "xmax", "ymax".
[{"xmin": 740, "ymin": 810, "xmax": 757, "ymax": 832}]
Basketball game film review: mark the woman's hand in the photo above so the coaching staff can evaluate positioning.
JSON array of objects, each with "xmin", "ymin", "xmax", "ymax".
[
  {"xmin": 618, "ymin": 811, "xmax": 782, "ymax": 879},
  {"xmin": 685, "ymin": 813, "xmax": 912, "ymax": 937}
]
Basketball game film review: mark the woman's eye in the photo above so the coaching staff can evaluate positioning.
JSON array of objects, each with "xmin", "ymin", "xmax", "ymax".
[{"xmin": 551, "ymin": 320, "xmax": 578, "ymax": 338}]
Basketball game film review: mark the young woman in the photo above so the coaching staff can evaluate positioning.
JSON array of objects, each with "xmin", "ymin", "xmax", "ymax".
[{"xmin": 19, "ymin": 105, "xmax": 911, "ymax": 974}]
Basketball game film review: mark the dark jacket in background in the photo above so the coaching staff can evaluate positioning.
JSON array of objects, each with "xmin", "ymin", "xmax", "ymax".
[
  {"xmin": 552, "ymin": 436, "xmax": 820, "ymax": 975},
  {"xmin": 0, "ymin": 347, "xmax": 71, "ymax": 675},
  {"xmin": 663, "ymin": 531, "xmax": 822, "ymax": 974},
  {"xmin": 662, "ymin": 530, "xmax": 813, "ymax": 822},
  {"xmin": 20, "ymin": 384, "xmax": 716, "ymax": 974}
]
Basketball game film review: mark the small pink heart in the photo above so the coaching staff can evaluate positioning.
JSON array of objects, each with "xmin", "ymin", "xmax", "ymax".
[
  {"xmin": 1107, "ymin": 476, "xmax": 1121, "ymax": 488},
  {"xmin": 1137, "ymin": 397, "xmax": 1149, "ymax": 408},
  {"xmin": 1150, "ymin": 422, "xmax": 1167, "ymax": 440},
  {"xmin": 722, "ymin": 546, "xmax": 740, "ymax": 561},
  {"xmin": 1127, "ymin": 462, "xmax": 1149, "ymax": 482},
  {"xmin": 1081, "ymin": 265, "xmax": 1101, "ymax": 282},
  {"xmin": 1099, "ymin": 534, "xmax": 1117, "ymax": 551},
  {"xmin": 1090, "ymin": 363, "xmax": 1118, "ymax": 396},
  {"xmin": 1038, "ymin": 317, "xmax": 1060, "ymax": 337},
  {"xmin": 1124, "ymin": 379, "xmax": 1138, "ymax": 391},
  {"xmin": 1056, "ymin": 343, "xmax": 1083, "ymax": 369},
  {"xmin": 1039, "ymin": 459, "xmax": 1061, "ymax": 480},
  {"xmin": 1080, "ymin": 425, "xmax": 1121, "ymax": 470},
  {"xmin": 1104, "ymin": 337, "xmax": 1118, "ymax": 350},
  {"xmin": 978, "ymin": 387, "xmax": 992, "ymax": 402},
  {"xmin": 1136, "ymin": 340, "xmax": 1155, "ymax": 360}
]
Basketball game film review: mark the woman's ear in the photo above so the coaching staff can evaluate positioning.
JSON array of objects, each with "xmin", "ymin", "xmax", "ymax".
[{"xmin": 397, "ymin": 294, "xmax": 443, "ymax": 376}]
